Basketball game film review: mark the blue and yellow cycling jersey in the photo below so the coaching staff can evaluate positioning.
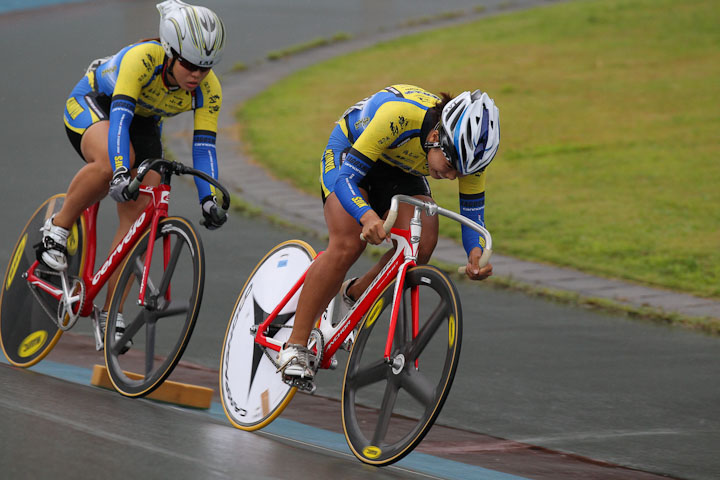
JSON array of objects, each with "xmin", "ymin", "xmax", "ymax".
[
  {"xmin": 323, "ymin": 84, "xmax": 488, "ymax": 256},
  {"xmin": 64, "ymin": 40, "xmax": 222, "ymax": 202}
]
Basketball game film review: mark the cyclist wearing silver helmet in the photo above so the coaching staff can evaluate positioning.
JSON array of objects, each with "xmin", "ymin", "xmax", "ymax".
[
  {"xmin": 37, "ymin": 0, "xmax": 227, "ymax": 348},
  {"xmin": 278, "ymin": 85, "xmax": 500, "ymax": 379}
]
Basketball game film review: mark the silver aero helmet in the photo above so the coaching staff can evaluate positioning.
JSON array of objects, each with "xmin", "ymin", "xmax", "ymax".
[
  {"xmin": 439, "ymin": 90, "xmax": 500, "ymax": 175},
  {"xmin": 157, "ymin": 0, "xmax": 226, "ymax": 68}
]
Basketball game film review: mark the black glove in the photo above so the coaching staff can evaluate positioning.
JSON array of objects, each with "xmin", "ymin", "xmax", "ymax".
[
  {"xmin": 108, "ymin": 166, "xmax": 138, "ymax": 202},
  {"xmin": 201, "ymin": 195, "xmax": 227, "ymax": 230}
]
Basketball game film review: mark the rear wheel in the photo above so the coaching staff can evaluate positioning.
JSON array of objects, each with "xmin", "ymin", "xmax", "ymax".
[
  {"xmin": 104, "ymin": 217, "xmax": 203, "ymax": 397},
  {"xmin": 342, "ymin": 265, "xmax": 462, "ymax": 466},
  {"xmin": 0, "ymin": 195, "xmax": 86, "ymax": 366},
  {"xmin": 220, "ymin": 240, "xmax": 316, "ymax": 431}
]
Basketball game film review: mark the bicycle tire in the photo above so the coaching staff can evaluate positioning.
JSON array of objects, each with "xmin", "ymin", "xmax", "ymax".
[
  {"xmin": 104, "ymin": 216, "xmax": 204, "ymax": 397},
  {"xmin": 341, "ymin": 265, "xmax": 462, "ymax": 466},
  {"xmin": 220, "ymin": 239, "xmax": 316, "ymax": 431},
  {"xmin": 0, "ymin": 194, "xmax": 86, "ymax": 367}
]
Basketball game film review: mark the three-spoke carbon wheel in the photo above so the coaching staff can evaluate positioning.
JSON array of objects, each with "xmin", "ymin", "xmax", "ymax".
[
  {"xmin": 342, "ymin": 265, "xmax": 462, "ymax": 466},
  {"xmin": 104, "ymin": 217, "xmax": 204, "ymax": 397}
]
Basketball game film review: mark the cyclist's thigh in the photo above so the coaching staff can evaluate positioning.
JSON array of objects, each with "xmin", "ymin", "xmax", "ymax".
[
  {"xmin": 323, "ymin": 192, "xmax": 366, "ymax": 263},
  {"xmin": 79, "ymin": 121, "xmax": 112, "ymax": 167}
]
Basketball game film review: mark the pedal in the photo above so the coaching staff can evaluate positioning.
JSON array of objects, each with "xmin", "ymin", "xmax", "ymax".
[
  {"xmin": 91, "ymin": 306, "xmax": 103, "ymax": 351},
  {"xmin": 282, "ymin": 375, "xmax": 316, "ymax": 394}
]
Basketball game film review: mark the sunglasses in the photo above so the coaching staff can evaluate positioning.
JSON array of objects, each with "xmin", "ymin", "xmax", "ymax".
[
  {"xmin": 423, "ymin": 123, "xmax": 457, "ymax": 167},
  {"xmin": 175, "ymin": 55, "xmax": 211, "ymax": 73}
]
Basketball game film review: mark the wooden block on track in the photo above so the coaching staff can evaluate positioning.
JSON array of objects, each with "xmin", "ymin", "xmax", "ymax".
[{"xmin": 90, "ymin": 364, "xmax": 213, "ymax": 409}]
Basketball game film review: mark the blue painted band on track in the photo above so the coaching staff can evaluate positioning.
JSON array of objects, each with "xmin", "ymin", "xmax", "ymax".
[{"xmin": 1, "ymin": 355, "xmax": 531, "ymax": 480}]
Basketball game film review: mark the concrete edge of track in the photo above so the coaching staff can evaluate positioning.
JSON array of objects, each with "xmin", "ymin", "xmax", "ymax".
[{"xmin": 0, "ymin": 356, "xmax": 531, "ymax": 480}]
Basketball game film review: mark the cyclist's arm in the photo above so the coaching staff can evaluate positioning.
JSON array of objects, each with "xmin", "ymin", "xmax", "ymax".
[
  {"xmin": 458, "ymin": 171, "xmax": 489, "ymax": 256},
  {"xmin": 191, "ymin": 73, "xmax": 222, "ymax": 203},
  {"xmin": 108, "ymin": 45, "xmax": 155, "ymax": 173}
]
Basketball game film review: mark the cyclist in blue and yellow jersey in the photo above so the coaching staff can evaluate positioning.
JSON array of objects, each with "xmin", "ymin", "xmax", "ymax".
[
  {"xmin": 36, "ymin": 0, "xmax": 227, "ymax": 346},
  {"xmin": 278, "ymin": 84, "xmax": 501, "ymax": 379}
]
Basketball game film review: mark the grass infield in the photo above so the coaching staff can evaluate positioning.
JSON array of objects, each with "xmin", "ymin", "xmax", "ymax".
[{"xmin": 237, "ymin": 0, "xmax": 719, "ymax": 300}]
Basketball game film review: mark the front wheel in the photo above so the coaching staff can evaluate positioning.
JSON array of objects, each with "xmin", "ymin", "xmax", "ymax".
[
  {"xmin": 342, "ymin": 265, "xmax": 462, "ymax": 466},
  {"xmin": 104, "ymin": 217, "xmax": 204, "ymax": 397},
  {"xmin": 0, "ymin": 195, "xmax": 86, "ymax": 366}
]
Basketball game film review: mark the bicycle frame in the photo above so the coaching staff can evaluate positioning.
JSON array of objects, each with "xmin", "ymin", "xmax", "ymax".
[
  {"xmin": 24, "ymin": 183, "xmax": 170, "ymax": 318},
  {"xmin": 255, "ymin": 207, "xmax": 425, "ymax": 370}
]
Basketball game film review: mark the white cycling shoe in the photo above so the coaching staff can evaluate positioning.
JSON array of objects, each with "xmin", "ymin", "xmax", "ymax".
[
  {"xmin": 38, "ymin": 216, "xmax": 69, "ymax": 271},
  {"xmin": 98, "ymin": 311, "xmax": 133, "ymax": 354},
  {"xmin": 277, "ymin": 343, "xmax": 315, "ymax": 379},
  {"xmin": 341, "ymin": 277, "xmax": 358, "ymax": 309}
]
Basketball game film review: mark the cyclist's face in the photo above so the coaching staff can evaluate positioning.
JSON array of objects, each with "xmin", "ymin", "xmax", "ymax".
[
  {"xmin": 426, "ymin": 130, "xmax": 459, "ymax": 180},
  {"xmin": 170, "ymin": 59, "xmax": 211, "ymax": 92}
]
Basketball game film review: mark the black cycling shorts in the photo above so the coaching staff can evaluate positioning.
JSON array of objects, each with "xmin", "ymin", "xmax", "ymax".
[
  {"xmin": 322, "ymin": 156, "xmax": 431, "ymax": 217},
  {"xmin": 65, "ymin": 93, "xmax": 162, "ymax": 169}
]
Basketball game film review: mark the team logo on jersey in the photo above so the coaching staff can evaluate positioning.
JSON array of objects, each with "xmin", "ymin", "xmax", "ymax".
[
  {"xmin": 324, "ymin": 150, "xmax": 335, "ymax": 173},
  {"xmin": 351, "ymin": 196, "xmax": 367, "ymax": 208}
]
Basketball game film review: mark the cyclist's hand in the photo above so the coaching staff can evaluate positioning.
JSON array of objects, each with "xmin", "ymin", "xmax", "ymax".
[
  {"xmin": 466, "ymin": 246, "xmax": 493, "ymax": 281},
  {"xmin": 108, "ymin": 167, "xmax": 138, "ymax": 202},
  {"xmin": 201, "ymin": 195, "xmax": 228, "ymax": 230},
  {"xmin": 360, "ymin": 210, "xmax": 387, "ymax": 245}
]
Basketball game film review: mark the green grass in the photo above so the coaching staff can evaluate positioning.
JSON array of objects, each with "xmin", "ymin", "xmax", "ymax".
[{"xmin": 237, "ymin": 0, "xmax": 720, "ymax": 299}]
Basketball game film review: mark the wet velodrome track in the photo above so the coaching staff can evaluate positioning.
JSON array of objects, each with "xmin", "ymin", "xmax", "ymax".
[{"xmin": 1, "ymin": 1, "xmax": 719, "ymax": 479}]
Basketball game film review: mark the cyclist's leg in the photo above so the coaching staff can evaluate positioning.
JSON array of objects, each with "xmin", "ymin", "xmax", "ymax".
[
  {"xmin": 99, "ymin": 118, "xmax": 162, "ymax": 311},
  {"xmin": 286, "ymin": 193, "xmax": 365, "ymax": 347},
  {"xmin": 99, "ymin": 166, "xmax": 160, "ymax": 312},
  {"xmin": 52, "ymin": 121, "xmax": 112, "ymax": 230}
]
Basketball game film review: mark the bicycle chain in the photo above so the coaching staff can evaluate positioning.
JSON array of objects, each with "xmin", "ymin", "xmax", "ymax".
[
  {"xmin": 261, "ymin": 324, "xmax": 292, "ymax": 369},
  {"xmin": 27, "ymin": 269, "xmax": 85, "ymax": 330}
]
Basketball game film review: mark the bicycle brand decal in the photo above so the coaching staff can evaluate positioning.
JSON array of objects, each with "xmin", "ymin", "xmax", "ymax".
[
  {"xmin": 276, "ymin": 254, "xmax": 289, "ymax": 268},
  {"xmin": 67, "ymin": 224, "xmax": 79, "ymax": 256},
  {"xmin": 92, "ymin": 212, "xmax": 146, "ymax": 285},
  {"xmin": 6, "ymin": 234, "xmax": 27, "ymax": 290},
  {"xmin": 365, "ymin": 298, "xmax": 384, "ymax": 329},
  {"xmin": 161, "ymin": 191, "xmax": 170, "ymax": 204},
  {"xmin": 362, "ymin": 445, "xmax": 382, "ymax": 459},
  {"xmin": 18, "ymin": 330, "xmax": 48, "ymax": 358},
  {"xmin": 448, "ymin": 314, "xmax": 456, "ymax": 347}
]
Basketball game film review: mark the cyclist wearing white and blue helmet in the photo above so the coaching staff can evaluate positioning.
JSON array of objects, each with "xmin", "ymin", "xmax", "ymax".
[{"xmin": 278, "ymin": 85, "xmax": 500, "ymax": 379}]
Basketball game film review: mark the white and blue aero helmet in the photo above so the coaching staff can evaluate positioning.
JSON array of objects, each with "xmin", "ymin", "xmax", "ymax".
[
  {"xmin": 439, "ymin": 90, "xmax": 500, "ymax": 175},
  {"xmin": 157, "ymin": 0, "xmax": 226, "ymax": 68}
]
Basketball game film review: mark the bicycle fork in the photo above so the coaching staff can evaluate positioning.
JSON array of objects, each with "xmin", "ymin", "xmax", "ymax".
[{"xmin": 384, "ymin": 206, "xmax": 423, "ymax": 367}]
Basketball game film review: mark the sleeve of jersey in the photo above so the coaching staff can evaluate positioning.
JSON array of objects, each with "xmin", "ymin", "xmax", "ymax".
[
  {"xmin": 108, "ymin": 96, "xmax": 136, "ymax": 172},
  {"xmin": 192, "ymin": 75, "xmax": 222, "ymax": 203},
  {"xmin": 192, "ymin": 130, "xmax": 218, "ymax": 201},
  {"xmin": 108, "ymin": 45, "xmax": 152, "ymax": 173},
  {"xmin": 335, "ymin": 149, "xmax": 374, "ymax": 223},
  {"xmin": 458, "ymin": 171, "xmax": 488, "ymax": 256}
]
